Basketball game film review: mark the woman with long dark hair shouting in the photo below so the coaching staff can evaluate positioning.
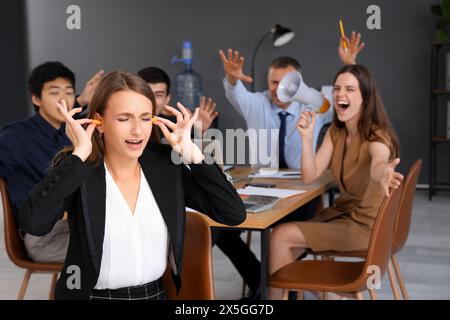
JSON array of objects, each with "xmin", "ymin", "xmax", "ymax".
[{"xmin": 269, "ymin": 65, "xmax": 403, "ymax": 299}]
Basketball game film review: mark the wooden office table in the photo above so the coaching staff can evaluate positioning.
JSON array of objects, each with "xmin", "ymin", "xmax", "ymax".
[{"xmin": 196, "ymin": 166, "xmax": 335, "ymax": 299}]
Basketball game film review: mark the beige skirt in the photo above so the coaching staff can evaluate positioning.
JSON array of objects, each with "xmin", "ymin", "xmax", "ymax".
[{"xmin": 294, "ymin": 213, "xmax": 371, "ymax": 252}]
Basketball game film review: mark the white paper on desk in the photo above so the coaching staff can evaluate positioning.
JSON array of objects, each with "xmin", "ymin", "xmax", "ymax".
[
  {"xmin": 237, "ymin": 186, "xmax": 305, "ymax": 198},
  {"xmin": 249, "ymin": 170, "xmax": 302, "ymax": 179},
  {"xmin": 223, "ymin": 165, "xmax": 234, "ymax": 172},
  {"xmin": 186, "ymin": 207, "xmax": 196, "ymax": 212}
]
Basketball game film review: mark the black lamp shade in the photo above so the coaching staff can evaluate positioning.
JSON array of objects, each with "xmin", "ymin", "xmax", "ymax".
[{"xmin": 272, "ymin": 24, "xmax": 295, "ymax": 47}]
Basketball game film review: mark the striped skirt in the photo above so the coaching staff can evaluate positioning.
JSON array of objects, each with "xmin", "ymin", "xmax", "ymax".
[{"xmin": 90, "ymin": 278, "xmax": 166, "ymax": 300}]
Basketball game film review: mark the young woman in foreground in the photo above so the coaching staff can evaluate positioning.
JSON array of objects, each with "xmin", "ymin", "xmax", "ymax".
[
  {"xmin": 269, "ymin": 64, "xmax": 403, "ymax": 299},
  {"xmin": 18, "ymin": 71, "xmax": 246, "ymax": 300}
]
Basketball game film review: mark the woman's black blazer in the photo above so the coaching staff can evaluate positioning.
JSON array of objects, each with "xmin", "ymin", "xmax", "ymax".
[{"xmin": 17, "ymin": 144, "xmax": 246, "ymax": 299}]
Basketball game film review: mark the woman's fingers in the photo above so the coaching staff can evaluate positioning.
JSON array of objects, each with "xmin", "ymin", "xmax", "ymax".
[
  {"xmin": 192, "ymin": 107, "xmax": 200, "ymax": 122},
  {"xmin": 393, "ymin": 172, "xmax": 404, "ymax": 181},
  {"xmin": 309, "ymin": 111, "xmax": 317, "ymax": 125},
  {"xmin": 76, "ymin": 118, "xmax": 97, "ymax": 126},
  {"xmin": 155, "ymin": 121, "xmax": 174, "ymax": 144},
  {"xmin": 391, "ymin": 173, "xmax": 404, "ymax": 186},
  {"xmin": 187, "ymin": 107, "xmax": 200, "ymax": 128},
  {"xmin": 357, "ymin": 42, "xmax": 365, "ymax": 53},
  {"xmin": 68, "ymin": 107, "xmax": 83, "ymax": 117},
  {"xmin": 57, "ymin": 98, "xmax": 68, "ymax": 110},
  {"xmin": 298, "ymin": 111, "xmax": 315, "ymax": 129},
  {"xmin": 341, "ymin": 35, "xmax": 349, "ymax": 50},
  {"xmin": 298, "ymin": 118, "xmax": 308, "ymax": 128},
  {"xmin": 154, "ymin": 116, "xmax": 177, "ymax": 131},
  {"xmin": 298, "ymin": 113, "xmax": 310, "ymax": 129},
  {"xmin": 389, "ymin": 158, "xmax": 401, "ymax": 169},
  {"xmin": 177, "ymin": 102, "xmax": 191, "ymax": 121},
  {"xmin": 56, "ymin": 102, "xmax": 75, "ymax": 123},
  {"xmin": 354, "ymin": 32, "xmax": 361, "ymax": 46},
  {"xmin": 383, "ymin": 169, "xmax": 404, "ymax": 197},
  {"xmin": 85, "ymin": 123, "xmax": 97, "ymax": 138},
  {"xmin": 165, "ymin": 105, "xmax": 183, "ymax": 123}
]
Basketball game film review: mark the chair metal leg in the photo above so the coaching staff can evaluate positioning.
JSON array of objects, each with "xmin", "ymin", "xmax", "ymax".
[
  {"xmin": 368, "ymin": 289, "xmax": 378, "ymax": 300},
  {"xmin": 17, "ymin": 269, "xmax": 32, "ymax": 300},
  {"xmin": 246, "ymin": 230, "xmax": 252, "ymax": 248},
  {"xmin": 392, "ymin": 254, "xmax": 409, "ymax": 300},
  {"xmin": 354, "ymin": 292, "xmax": 364, "ymax": 300},
  {"xmin": 49, "ymin": 272, "xmax": 58, "ymax": 300},
  {"xmin": 387, "ymin": 260, "xmax": 401, "ymax": 300},
  {"xmin": 320, "ymin": 255, "xmax": 335, "ymax": 299}
]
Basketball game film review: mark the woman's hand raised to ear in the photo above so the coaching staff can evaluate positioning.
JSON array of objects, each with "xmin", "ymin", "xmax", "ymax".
[
  {"xmin": 56, "ymin": 99, "xmax": 98, "ymax": 162},
  {"xmin": 154, "ymin": 102, "xmax": 205, "ymax": 164}
]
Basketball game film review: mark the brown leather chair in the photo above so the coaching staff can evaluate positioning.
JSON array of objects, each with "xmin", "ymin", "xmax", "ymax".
[
  {"xmin": 270, "ymin": 182, "xmax": 403, "ymax": 300},
  {"xmin": 241, "ymin": 194, "xmax": 325, "ymax": 297},
  {"xmin": 163, "ymin": 212, "xmax": 215, "ymax": 299},
  {"xmin": 1, "ymin": 178, "xmax": 63, "ymax": 299},
  {"xmin": 309, "ymin": 159, "xmax": 422, "ymax": 299},
  {"xmin": 388, "ymin": 159, "xmax": 422, "ymax": 299}
]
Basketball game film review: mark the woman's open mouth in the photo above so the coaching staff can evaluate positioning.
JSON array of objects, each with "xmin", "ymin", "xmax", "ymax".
[
  {"xmin": 336, "ymin": 101, "xmax": 350, "ymax": 113},
  {"xmin": 125, "ymin": 139, "xmax": 144, "ymax": 149}
]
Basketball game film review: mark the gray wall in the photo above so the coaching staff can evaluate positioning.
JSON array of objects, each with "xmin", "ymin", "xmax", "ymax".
[
  {"xmin": 24, "ymin": 0, "xmax": 447, "ymax": 184},
  {"xmin": 0, "ymin": 0, "xmax": 28, "ymax": 128}
]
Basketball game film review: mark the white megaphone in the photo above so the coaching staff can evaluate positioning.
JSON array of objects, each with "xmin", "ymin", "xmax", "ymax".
[{"xmin": 277, "ymin": 71, "xmax": 330, "ymax": 113}]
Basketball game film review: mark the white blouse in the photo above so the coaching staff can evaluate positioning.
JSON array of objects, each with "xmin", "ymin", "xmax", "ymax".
[{"xmin": 94, "ymin": 163, "xmax": 169, "ymax": 290}]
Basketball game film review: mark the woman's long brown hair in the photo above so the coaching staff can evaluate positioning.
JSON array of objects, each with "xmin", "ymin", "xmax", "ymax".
[
  {"xmin": 332, "ymin": 64, "xmax": 400, "ymax": 159},
  {"xmin": 54, "ymin": 71, "xmax": 160, "ymax": 166}
]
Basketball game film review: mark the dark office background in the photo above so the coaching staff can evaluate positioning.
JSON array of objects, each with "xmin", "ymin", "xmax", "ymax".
[
  {"xmin": 0, "ymin": 0, "xmax": 447, "ymax": 185},
  {"xmin": 0, "ymin": 0, "xmax": 28, "ymax": 129}
]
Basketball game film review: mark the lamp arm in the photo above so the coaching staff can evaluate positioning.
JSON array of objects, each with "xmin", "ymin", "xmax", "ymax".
[{"xmin": 251, "ymin": 30, "xmax": 272, "ymax": 92}]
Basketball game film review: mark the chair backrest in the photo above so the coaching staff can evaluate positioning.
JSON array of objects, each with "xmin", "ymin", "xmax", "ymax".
[
  {"xmin": 392, "ymin": 159, "xmax": 422, "ymax": 254},
  {"xmin": 163, "ymin": 212, "xmax": 215, "ymax": 299},
  {"xmin": 316, "ymin": 122, "xmax": 332, "ymax": 152},
  {"xmin": 352, "ymin": 183, "xmax": 403, "ymax": 291},
  {"xmin": 1, "ymin": 177, "xmax": 31, "ymax": 267}
]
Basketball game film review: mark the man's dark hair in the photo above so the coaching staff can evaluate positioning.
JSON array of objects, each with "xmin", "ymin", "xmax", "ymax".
[
  {"xmin": 137, "ymin": 67, "xmax": 171, "ymax": 94},
  {"xmin": 28, "ymin": 61, "xmax": 76, "ymax": 112},
  {"xmin": 269, "ymin": 56, "xmax": 301, "ymax": 70}
]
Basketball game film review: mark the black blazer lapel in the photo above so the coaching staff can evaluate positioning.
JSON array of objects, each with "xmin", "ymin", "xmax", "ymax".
[{"xmin": 81, "ymin": 162, "xmax": 106, "ymax": 274}]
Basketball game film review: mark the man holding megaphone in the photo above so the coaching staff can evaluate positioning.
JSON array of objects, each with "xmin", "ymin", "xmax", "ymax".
[
  {"xmin": 215, "ymin": 31, "xmax": 365, "ymax": 300},
  {"xmin": 218, "ymin": 31, "xmax": 364, "ymax": 169}
]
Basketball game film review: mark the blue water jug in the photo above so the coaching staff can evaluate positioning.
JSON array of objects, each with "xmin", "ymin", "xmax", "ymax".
[{"xmin": 172, "ymin": 41, "xmax": 203, "ymax": 111}]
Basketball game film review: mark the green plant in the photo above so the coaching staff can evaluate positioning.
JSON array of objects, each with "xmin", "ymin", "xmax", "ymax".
[{"xmin": 432, "ymin": 0, "xmax": 450, "ymax": 43}]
